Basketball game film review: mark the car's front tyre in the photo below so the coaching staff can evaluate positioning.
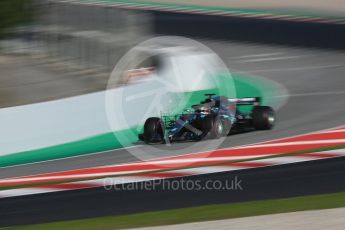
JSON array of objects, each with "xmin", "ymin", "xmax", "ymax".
[
  {"xmin": 142, "ymin": 117, "xmax": 165, "ymax": 144},
  {"xmin": 202, "ymin": 115, "xmax": 229, "ymax": 139}
]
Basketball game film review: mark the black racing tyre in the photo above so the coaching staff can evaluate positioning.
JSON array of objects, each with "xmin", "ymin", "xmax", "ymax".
[
  {"xmin": 222, "ymin": 118, "xmax": 232, "ymax": 135},
  {"xmin": 210, "ymin": 115, "xmax": 229, "ymax": 138},
  {"xmin": 201, "ymin": 115, "xmax": 228, "ymax": 139},
  {"xmin": 252, "ymin": 106, "xmax": 275, "ymax": 130},
  {"xmin": 143, "ymin": 117, "xmax": 164, "ymax": 144}
]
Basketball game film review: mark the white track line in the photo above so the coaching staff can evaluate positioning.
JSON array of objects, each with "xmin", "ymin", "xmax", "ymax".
[
  {"xmin": 245, "ymin": 64, "xmax": 345, "ymax": 73},
  {"xmin": 235, "ymin": 55, "xmax": 309, "ymax": 63},
  {"xmin": 235, "ymin": 52, "xmax": 283, "ymax": 59},
  {"xmin": 253, "ymin": 156, "xmax": 323, "ymax": 164},
  {"xmin": 315, "ymin": 129, "xmax": 345, "ymax": 134},
  {"xmin": 141, "ymin": 155, "xmax": 272, "ymax": 165},
  {"xmin": 0, "ymin": 188, "xmax": 62, "ymax": 198},
  {"xmin": 173, "ymin": 165, "xmax": 248, "ymax": 174},
  {"xmin": 0, "ymin": 170, "xmax": 149, "ymax": 184},
  {"xmin": 321, "ymin": 149, "xmax": 345, "ymax": 155},
  {"xmin": 238, "ymin": 139, "xmax": 345, "ymax": 149},
  {"xmin": 273, "ymin": 90, "xmax": 345, "ymax": 98}
]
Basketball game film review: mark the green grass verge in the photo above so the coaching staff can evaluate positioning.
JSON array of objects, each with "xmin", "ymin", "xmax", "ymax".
[
  {"xmin": 80, "ymin": 0, "xmax": 345, "ymax": 20},
  {"xmin": 10, "ymin": 191, "xmax": 345, "ymax": 230},
  {"xmin": 0, "ymin": 0, "xmax": 32, "ymax": 37}
]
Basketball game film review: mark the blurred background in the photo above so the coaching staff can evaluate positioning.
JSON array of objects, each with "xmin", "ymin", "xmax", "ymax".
[
  {"xmin": 1, "ymin": 0, "xmax": 345, "ymax": 108},
  {"xmin": 0, "ymin": 0, "xmax": 151, "ymax": 107}
]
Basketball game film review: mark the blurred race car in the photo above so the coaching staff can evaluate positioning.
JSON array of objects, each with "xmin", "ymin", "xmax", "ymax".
[{"xmin": 138, "ymin": 94, "xmax": 275, "ymax": 144}]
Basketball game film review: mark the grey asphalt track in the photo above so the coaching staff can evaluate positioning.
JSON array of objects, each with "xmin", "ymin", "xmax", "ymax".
[{"xmin": 2, "ymin": 40, "xmax": 345, "ymax": 178}]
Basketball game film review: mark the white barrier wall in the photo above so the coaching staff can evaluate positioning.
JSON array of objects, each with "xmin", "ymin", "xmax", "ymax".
[
  {"xmin": 0, "ymin": 90, "xmax": 110, "ymax": 156},
  {"xmin": 0, "ymin": 49, "xmax": 229, "ymax": 156}
]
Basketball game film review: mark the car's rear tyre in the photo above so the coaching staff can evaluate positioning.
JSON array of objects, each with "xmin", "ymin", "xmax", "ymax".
[
  {"xmin": 143, "ymin": 117, "xmax": 164, "ymax": 144},
  {"xmin": 252, "ymin": 106, "xmax": 275, "ymax": 130}
]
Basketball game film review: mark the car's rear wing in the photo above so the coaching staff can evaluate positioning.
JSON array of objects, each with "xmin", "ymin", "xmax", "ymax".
[{"xmin": 228, "ymin": 97, "xmax": 261, "ymax": 106}]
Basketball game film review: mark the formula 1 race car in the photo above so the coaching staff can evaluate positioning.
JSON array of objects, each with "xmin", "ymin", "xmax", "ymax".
[{"xmin": 138, "ymin": 94, "xmax": 275, "ymax": 144}]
